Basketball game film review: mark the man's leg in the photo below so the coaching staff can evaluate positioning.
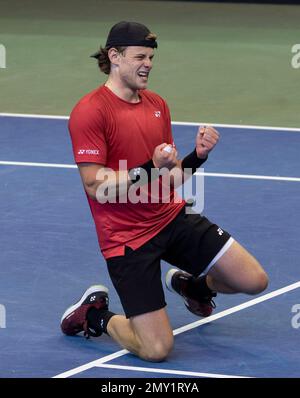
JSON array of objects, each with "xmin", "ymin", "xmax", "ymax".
[
  {"xmin": 164, "ymin": 209, "xmax": 269, "ymax": 315},
  {"xmin": 207, "ymin": 240, "xmax": 268, "ymax": 294},
  {"xmin": 107, "ymin": 308, "xmax": 174, "ymax": 362},
  {"xmin": 108, "ymin": 239, "xmax": 269, "ymax": 360},
  {"xmin": 103, "ymin": 233, "xmax": 178, "ymax": 362},
  {"xmin": 60, "ymin": 285, "xmax": 173, "ymax": 362}
]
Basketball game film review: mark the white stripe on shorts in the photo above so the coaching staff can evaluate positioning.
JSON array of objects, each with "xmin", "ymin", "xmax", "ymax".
[{"xmin": 201, "ymin": 237, "xmax": 235, "ymax": 276}]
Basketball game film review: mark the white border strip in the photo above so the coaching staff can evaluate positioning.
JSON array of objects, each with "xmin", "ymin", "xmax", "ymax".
[
  {"xmin": 1, "ymin": 161, "xmax": 300, "ymax": 182},
  {"xmin": 1, "ymin": 112, "xmax": 300, "ymax": 132},
  {"xmin": 202, "ymin": 237, "xmax": 235, "ymax": 275},
  {"xmin": 96, "ymin": 363, "xmax": 250, "ymax": 379},
  {"xmin": 53, "ymin": 280, "xmax": 300, "ymax": 378}
]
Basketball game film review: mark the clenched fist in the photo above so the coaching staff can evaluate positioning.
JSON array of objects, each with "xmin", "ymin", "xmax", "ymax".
[
  {"xmin": 152, "ymin": 143, "xmax": 178, "ymax": 170},
  {"xmin": 196, "ymin": 125, "xmax": 220, "ymax": 159}
]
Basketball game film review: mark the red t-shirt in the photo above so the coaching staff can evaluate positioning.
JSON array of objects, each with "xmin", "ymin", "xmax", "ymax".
[{"xmin": 69, "ymin": 85, "xmax": 185, "ymax": 259}]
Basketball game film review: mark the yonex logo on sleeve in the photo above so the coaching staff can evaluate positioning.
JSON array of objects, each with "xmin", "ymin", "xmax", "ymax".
[
  {"xmin": 154, "ymin": 111, "xmax": 161, "ymax": 118},
  {"xmin": 0, "ymin": 304, "xmax": 6, "ymax": 328},
  {"xmin": 77, "ymin": 149, "xmax": 100, "ymax": 155}
]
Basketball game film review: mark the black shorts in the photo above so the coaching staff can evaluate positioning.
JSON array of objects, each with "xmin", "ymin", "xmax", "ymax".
[{"xmin": 106, "ymin": 206, "xmax": 232, "ymax": 318}]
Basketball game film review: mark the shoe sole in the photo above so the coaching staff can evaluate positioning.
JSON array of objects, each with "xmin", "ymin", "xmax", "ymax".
[
  {"xmin": 165, "ymin": 268, "xmax": 180, "ymax": 294},
  {"xmin": 60, "ymin": 284, "xmax": 108, "ymax": 324}
]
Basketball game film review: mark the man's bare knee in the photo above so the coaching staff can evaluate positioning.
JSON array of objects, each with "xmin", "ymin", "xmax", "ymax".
[
  {"xmin": 142, "ymin": 337, "xmax": 174, "ymax": 362},
  {"xmin": 129, "ymin": 309, "xmax": 174, "ymax": 362},
  {"xmin": 244, "ymin": 269, "xmax": 269, "ymax": 295}
]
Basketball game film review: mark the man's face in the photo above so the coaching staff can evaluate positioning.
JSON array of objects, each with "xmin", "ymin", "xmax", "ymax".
[{"xmin": 117, "ymin": 46, "xmax": 154, "ymax": 91}]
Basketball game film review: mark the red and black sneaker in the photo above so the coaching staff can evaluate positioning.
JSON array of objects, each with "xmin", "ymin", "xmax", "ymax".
[
  {"xmin": 165, "ymin": 269, "xmax": 216, "ymax": 317},
  {"xmin": 61, "ymin": 285, "xmax": 109, "ymax": 338}
]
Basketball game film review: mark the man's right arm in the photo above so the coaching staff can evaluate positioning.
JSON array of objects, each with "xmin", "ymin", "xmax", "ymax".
[
  {"xmin": 78, "ymin": 143, "xmax": 180, "ymax": 202},
  {"xmin": 78, "ymin": 163, "xmax": 133, "ymax": 201}
]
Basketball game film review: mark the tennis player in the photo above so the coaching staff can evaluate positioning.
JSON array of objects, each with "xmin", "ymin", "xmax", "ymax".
[{"xmin": 61, "ymin": 21, "xmax": 268, "ymax": 361}]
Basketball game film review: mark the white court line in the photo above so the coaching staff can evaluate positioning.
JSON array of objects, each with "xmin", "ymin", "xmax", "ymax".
[
  {"xmin": 173, "ymin": 121, "xmax": 300, "ymax": 132},
  {"xmin": 96, "ymin": 363, "xmax": 250, "ymax": 379},
  {"xmin": 1, "ymin": 112, "xmax": 300, "ymax": 132},
  {"xmin": 0, "ymin": 160, "xmax": 77, "ymax": 169},
  {"xmin": 196, "ymin": 171, "xmax": 300, "ymax": 183},
  {"xmin": 53, "ymin": 280, "xmax": 300, "ymax": 378},
  {"xmin": 53, "ymin": 350, "xmax": 129, "ymax": 379},
  {"xmin": 1, "ymin": 160, "xmax": 300, "ymax": 182},
  {"xmin": 173, "ymin": 280, "xmax": 300, "ymax": 336},
  {"xmin": 0, "ymin": 112, "xmax": 69, "ymax": 120}
]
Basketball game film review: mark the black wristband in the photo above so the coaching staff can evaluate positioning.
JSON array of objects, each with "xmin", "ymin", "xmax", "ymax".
[
  {"xmin": 128, "ymin": 159, "xmax": 158, "ymax": 183},
  {"xmin": 181, "ymin": 148, "xmax": 207, "ymax": 174}
]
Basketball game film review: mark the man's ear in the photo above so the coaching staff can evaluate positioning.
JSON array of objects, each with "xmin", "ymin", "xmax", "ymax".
[{"xmin": 108, "ymin": 48, "xmax": 122, "ymax": 66}]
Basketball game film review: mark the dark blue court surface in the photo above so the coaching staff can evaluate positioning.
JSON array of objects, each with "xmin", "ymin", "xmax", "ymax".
[{"xmin": 0, "ymin": 115, "xmax": 300, "ymax": 378}]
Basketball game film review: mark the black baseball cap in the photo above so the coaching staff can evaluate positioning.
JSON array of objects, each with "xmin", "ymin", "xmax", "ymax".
[{"xmin": 91, "ymin": 21, "xmax": 157, "ymax": 59}]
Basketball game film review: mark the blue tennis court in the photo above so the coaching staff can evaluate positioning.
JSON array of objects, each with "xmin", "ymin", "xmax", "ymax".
[{"xmin": 0, "ymin": 114, "xmax": 299, "ymax": 378}]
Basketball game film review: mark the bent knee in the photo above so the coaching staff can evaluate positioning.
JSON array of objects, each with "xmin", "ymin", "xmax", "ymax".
[
  {"xmin": 245, "ymin": 270, "xmax": 269, "ymax": 295},
  {"xmin": 142, "ymin": 337, "xmax": 174, "ymax": 362}
]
